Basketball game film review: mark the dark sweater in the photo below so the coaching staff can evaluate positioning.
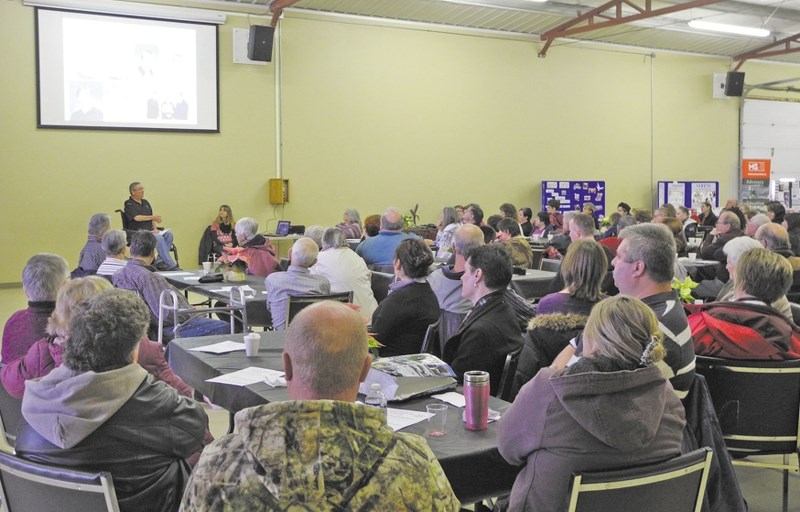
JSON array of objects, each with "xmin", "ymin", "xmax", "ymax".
[{"xmin": 373, "ymin": 282, "xmax": 440, "ymax": 357}]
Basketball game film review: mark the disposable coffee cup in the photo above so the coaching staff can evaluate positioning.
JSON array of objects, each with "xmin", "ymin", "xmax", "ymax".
[
  {"xmin": 688, "ymin": 253, "xmax": 697, "ymax": 261},
  {"xmin": 244, "ymin": 333, "xmax": 260, "ymax": 357},
  {"xmin": 202, "ymin": 262, "xmax": 212, "ymax": 275}
]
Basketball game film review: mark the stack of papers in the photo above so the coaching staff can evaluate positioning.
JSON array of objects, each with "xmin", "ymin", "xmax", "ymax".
[
  {"xmin": 206, "ymin": 367, "xmax": 286, "ymax": 388},
  {"xmin": 189, "ymin": 341, "xmax": 245, "ymax": 354}
]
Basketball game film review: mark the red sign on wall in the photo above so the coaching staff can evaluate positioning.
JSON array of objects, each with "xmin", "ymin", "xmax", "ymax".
[{"xmin": 742, "ymin": 159, "xmax": 771, "ymax": 179}]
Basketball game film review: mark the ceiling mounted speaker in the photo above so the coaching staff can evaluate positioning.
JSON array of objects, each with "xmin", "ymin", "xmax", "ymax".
[{"xmin": 248, "ymin": 25, "xmax": 275, "ymax": 62}]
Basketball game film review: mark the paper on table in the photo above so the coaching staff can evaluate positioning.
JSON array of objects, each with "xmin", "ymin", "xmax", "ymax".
[
  {"xmin": 161, "ymin": 271, "xmax": 193, "ymax": 276},
  {"xmin": 189, "ymin": 341, "xmax": 246, "ymax": 354},
  {"xmin": 386, "ymin": 408, "xmax": 432, "ymax": 432},
  {"xmin": 182, "ymin": 275, "xmax": 202, "ymax": 281},
  {"xmin": 432, "ymin": 391, "xmax": 466, "ymax": 408},
  {"xmin": 209, "ymin": 285, "xmax": 256, "ymax": 294},
  {"xmin": 206, "ymin": 366, "xmax": 285, "ymax": 386}
]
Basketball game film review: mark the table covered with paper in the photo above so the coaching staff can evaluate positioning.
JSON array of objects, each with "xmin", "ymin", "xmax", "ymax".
[{"xmin": 168, "ymin": 331, "xmax": 521, "ymax": 503}]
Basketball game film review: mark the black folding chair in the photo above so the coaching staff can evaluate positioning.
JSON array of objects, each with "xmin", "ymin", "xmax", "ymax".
[
  {"xmin": 285, "ymin": 291, "xmax": 353, "ymax": 327},
  {"xmin": 566, "ymin": 448, "xmax": 713, "ymax": 512}
]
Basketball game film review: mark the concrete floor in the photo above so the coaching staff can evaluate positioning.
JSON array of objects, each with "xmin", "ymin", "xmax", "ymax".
[{"xmin": 1, "ymin": 286, "xmax": 798, "ymax": 510}]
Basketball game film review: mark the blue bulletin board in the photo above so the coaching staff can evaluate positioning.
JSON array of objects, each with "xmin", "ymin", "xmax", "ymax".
[
  {"xmin": 541, "ymin": 181, "xmax": 606, "ymax": 220},
  {"xmin": 657, "ymin": 181, "xmax": 719, "ymax": 209}
]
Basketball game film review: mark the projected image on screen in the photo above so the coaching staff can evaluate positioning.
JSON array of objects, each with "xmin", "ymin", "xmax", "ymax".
[{"xmin": 37, "ymin": 8, "xmax": 218, "ymax": 131}]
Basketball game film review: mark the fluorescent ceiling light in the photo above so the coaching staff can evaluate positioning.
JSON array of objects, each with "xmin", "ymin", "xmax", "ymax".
[{"xmin": 688, "ymin": 20, "xmax": 769, "ymax": 38}]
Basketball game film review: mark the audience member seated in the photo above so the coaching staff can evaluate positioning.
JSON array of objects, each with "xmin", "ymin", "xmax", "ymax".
[
  {"xmin": 304, "ymin": 225, "xmax": 325, "ymax": 249},
  {"xmin": 480, "ymin": 224, "xmax": 496, "ymax": 244},
  {"xmin": 311, "ymin": 227, "xmax": 378, "ymax": 323},
  {"xmin": 180, "ymin": 301, "xmax": 460, "ymax": 511},
  {"xmin": 531, "ymin": 211, "xmax": 551, "ymax": 237},
  {"xmin": 487, "ymin": 215, "xmax": 503, "ymax": 231},
  {"xmin": 96, "ymin": 229, "xmax": 128, "ymax": 278},
  {"xmin": 745, "ymin": 212, "xmax": 771, "ymax": 237},
  {"xmin": 698, "ymin": 201, "xmax": 717, "ymax": 227},
  {"xmin": 633, "ymin": 208, "xmax": 653, "ymax": 224},
  {"xmin": 76, "ymin": 213, "xmax": 110, "ymax": 274},
  {"xmin": 676, "ymin": 205, "xmax": 697, "ymax": 232},
  {"xmin": 657, "ymin": 216, "xmax": 688, "ymax": 254},
  {"xmin": 434, "ymin": 206, "xmax": 459, "ymax": 259},
  {"xmin": 362, "ymin": 213, "xmax": 381, "ymax": 239},
  {"xmin": 15, "ymin": 289, "xmax": 207, "ymax": 512},
  {"xmin": 498, "ymin": 295, "xmax": 685, "ymax": 512},
  {"xmin": 715, "ymin": 236, "xmax": 762, "ymax": 302},
  {"xmin": 336, "ymin": 208, "xmax": 363, "ymax": 239},
  {"xmin": 552, "ymin": 223, "xmax": 695, "ymax": 399},
  {"xmin": 617, "ymin": 202, "xmax": 632, "ymax": 216},
  {"xmin": 518, "ymin": 207, "xmax": 533, "ymax": 236},
  {"xmin": 783, "ymin": 212, "xmax": 800, "ymax": 257},
  {"xmin": 767, "ymin": 201, "xmax": 786, "ymax": 224},
  {"xmin": 123, "ymin": 181, "xmax": 178, "ymax": 270},
  {"xmin": 234, "ymin": 217, "xmax": 279, "ymax": 277},
  {"xmin": 600, "ymin": 211, "xmax": 621, "ymax": 239},
  {"xmin": 113, "ymin": 231, "xmax": 230, "ymax": 339},
  {"xmin": 689, "ymin": 248, "xmax": 800, "ymax": 359},
  {"xmin": 537, "ymin": 239, "xmax": 607, "ymax": 316},
  {"xmin": 442, "ymin": 244, "xmax": 523, "ymax": 394},
  {"xmin": 582, "ymin": 202, "xmax": 600, "ymax": 231},
  {"xmin": 1, "ymin": 276, "xmax": 193, "ymax": 399},
  {"xmin": 460, "ymin": 203, "xmax": 484, "ymax": 226},
  {"xmin": 372, "ymin": 239, "xmax": 439, "ymax": 357},
  {"xmin": 499, "ymin": 202, "xmax": 517, "ymax": 221},
  {"xmin": 265, "ymin": 237, "xmax": 330, "ymax": 330},
  {"xmin": 428, "ymin": 224, "xmax": 484, "ymax": 346},
  {"xmin": 2, "ymin": 254, "xmax": 68, "ymax": 364},
  {"xmin": 209, "ymin": 205, "xmax": 237, "ymax": 258},
  {"xmin": 543, "ymin": 211, "xmax": 576, "ymax": 259},
  {"xmin": 549, "ymin": 213, "xmax": 615, "ymax": 294},
  {"xmin": 546, "ymin": 199, "xmax": 563, "ymax": 233},
  {"xmin": 496, "ymin": 218, "xmax": 533, "ymax": 268},
  {"xmin": 356, "ymin": 207, "xmax": 419, "ymax": 266},
  {"xmin": 599, "ymin": 215, "xmax": 635, "ymax": 257},
  {"xmin": 755, "ymin": 222, "xmax": 800, "ymax": 271},
  {"xmin": 694, "ymin": 210, "xmax": 745, "ymax": 298}
]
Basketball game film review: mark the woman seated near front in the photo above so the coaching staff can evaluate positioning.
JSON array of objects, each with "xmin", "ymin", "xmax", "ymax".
[
  {"xmin": 530, "ymin": 211, "xmax": 552, "ymax": 237},
  {"xmin": 536, "ymin": 239, "xmax": 607, "ymax": 316},
  {"xmin": 689, "ymin": 247, "xmax": 800, "ymax": 359},
  {"xmin": 498, "ymin": 295, "xmax": 686, "ymax": 512},
  {"xmin": 336, "ymin": 208, "xmax": 363, "ymax": 240},
  {"xmin": 234, "ymin": 217, "xmax": 279, "ymax": 277},
  {"xmin": 442, "ymin": 244, "xmax": 523, "ymax": 394},
  {"xmin": 371, "ymin": 239, "xmax": 439, "ymax": 357},
  {"xmin": 496, "ymin": 218, "xmax": 533, "ymax": 269},
  {"xmin": 211, "ymin": 205, "xmax": 237, "ymax": 254},
  {"xmin": 434, "ymin": 206, "xmax": 459, "ymax": 259}
]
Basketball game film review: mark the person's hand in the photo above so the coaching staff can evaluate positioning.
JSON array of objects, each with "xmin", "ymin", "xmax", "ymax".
[{"xmin": 152, "ymin": 215, "xmax": 163, "ymax": 223}]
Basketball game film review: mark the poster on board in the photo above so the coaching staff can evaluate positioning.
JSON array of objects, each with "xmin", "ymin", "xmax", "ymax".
[
  {"xmin": 691, "ymin": 183, "xmax": 717, "ymax": 209},
  {"xmin": 541, "ymin": 180, "xmax": 605, "ymax": 220}
]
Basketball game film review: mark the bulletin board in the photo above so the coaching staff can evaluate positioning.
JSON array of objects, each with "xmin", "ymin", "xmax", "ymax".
[
  {"xmin": 657, "ymin": 181, "xmax": 719, "ymax": 210},
  {"xmin": 541, "ymin": 181, "xmax": 605, "ymax": 220}
]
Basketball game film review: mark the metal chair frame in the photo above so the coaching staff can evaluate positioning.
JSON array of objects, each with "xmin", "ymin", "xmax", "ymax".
[{"xmin": 158, "ymin": 287, "xmax": 248, "ymax": 344}]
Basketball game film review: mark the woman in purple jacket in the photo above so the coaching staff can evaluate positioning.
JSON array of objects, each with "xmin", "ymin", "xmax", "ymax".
[{"xmin": 498, "ymin": 295, "xmax": 686, "ymax": 512}]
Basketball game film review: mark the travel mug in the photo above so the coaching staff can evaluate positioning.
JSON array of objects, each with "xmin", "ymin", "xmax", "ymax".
[{"xmin": 464, "ymin": 371, "xmax": 490, "ymax": 431}]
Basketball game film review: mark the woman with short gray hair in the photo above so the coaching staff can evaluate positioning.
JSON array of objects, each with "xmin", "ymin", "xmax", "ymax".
[
  {"xmin": 312, "ymin": 227, "xmax": 379, "ymax": 322},
  {"xmin": 97, "ymin": 229, "xmax": 129, "ymax": 277}
]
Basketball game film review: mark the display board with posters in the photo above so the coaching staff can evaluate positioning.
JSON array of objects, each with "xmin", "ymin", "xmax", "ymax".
[
  {"xmin": 657, "ymin": 181, "xmax": 719, "ymax": 211},
  {"xmin": 541, "ymin": 181, "xmax": 605, "ymax": 221}
]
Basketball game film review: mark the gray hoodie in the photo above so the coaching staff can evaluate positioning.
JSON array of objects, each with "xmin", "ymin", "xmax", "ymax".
[{"xmin": 22, "ymin": 363, "xmax": 148, "ymax": 449}]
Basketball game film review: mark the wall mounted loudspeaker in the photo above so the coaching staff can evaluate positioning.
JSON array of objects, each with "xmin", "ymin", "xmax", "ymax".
[
  {"xmin": 248, "ymin": 25, "xmax": 275, "ymax": 62},
  {"xmin": 724, "ymin": 72, "xmax": 745, "ymax": 97}
]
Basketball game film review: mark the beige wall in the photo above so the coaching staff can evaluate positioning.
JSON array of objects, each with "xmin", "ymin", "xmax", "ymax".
[{"xmin": 2, "ymin": 0, "xmax": 799, "ymax": 284}]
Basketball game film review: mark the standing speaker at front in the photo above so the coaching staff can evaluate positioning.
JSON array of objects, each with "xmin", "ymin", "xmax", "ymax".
[
  {"xmin": 725, "ymin": 72, "xmax": 745, "ymax": 97},
  {"xmin": 248, "ymin": 25, "xmax": 275, "ymax": 62}
]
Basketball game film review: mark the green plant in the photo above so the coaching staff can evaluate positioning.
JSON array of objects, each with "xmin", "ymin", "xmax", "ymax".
[{"xmin": 672, "ymin": 276, "xmax": 698, "ymax": 303}]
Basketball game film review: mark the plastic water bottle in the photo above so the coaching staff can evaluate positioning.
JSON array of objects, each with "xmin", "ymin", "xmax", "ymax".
[{"xmin": 365, "ymin": 383, "xmax": 388, "ymax": 417}]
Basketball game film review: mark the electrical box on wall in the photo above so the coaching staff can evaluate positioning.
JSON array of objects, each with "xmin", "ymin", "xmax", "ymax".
[
  {"xmin": 712, "ymin": 73, "xmax": 728, "ymax": 99},
  {"xmin": 269, "ymin": 179, "xmax": 289, "ymax": 204}
]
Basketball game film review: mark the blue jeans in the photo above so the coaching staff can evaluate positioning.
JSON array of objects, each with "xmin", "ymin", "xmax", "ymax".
[
  {"xmin": 155, "ymin": 230, "xmax": 177, "ymax": 268},
  {"xmin": 168, "ymin": 316, "xmax": 230, "ymax": 338}
]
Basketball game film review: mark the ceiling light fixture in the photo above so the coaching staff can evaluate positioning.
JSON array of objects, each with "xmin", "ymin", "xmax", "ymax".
[{"xmin": 688, "ymin": 20, "xmax": 770, "ymax": 38}]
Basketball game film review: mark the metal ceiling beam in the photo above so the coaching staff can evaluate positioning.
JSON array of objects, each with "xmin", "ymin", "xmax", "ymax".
[
  {"xmin": 538, "ymin": 0, "xmax": 724, "ymax": 57},
  {"xmin": 733, "ymin": 32, "xmax": 800, "ymax": 71}
]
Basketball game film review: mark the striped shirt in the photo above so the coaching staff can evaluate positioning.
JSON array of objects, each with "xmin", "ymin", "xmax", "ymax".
[
  {"xmin": 642, "ymin": 291, "xmax": 696, "ymax": 399},
  {"xmin": 96, "ymin": 257, "xmax": 127, "ymax": 277},
  {"xmin": 78, "ymin": 236, "xmax": 105, "ymax": 271}
]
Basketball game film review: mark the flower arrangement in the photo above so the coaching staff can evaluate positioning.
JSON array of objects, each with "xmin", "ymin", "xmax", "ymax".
[
  {"xmin": 217, "ymin": 247, "xmax": 250, "ymax": 273},
  {"xmin": 672, "ymin": 276, "xmax": 699, "ymax": 303}
]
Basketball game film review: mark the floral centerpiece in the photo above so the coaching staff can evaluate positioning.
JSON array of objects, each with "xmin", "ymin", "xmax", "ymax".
[
  {"xmin": 217, "ymin": 247, "xmax": 250, "ymax": 282},
  {"xmin": 672, "ymin": 276, "xmax": 698, "ymax": 303}
]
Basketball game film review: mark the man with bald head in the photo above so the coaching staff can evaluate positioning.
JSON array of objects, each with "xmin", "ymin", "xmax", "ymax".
[
  {"xmin": 181, "ymin": 301, "xmax": 460, "ymax": 511},
  {"xmin": 265, "ymin": 237, "xmax": 331, "ymax": 330},
  {"xmin": 355, "ymin": 207, "xmax": 419, "ymax": 266}
]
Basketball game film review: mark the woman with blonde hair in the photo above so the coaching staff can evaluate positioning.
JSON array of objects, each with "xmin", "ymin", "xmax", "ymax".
[
  {"xmin": 499, "ymin": 295, "xmax": 686, "ymax": 512},
  {"xmin": 1, "ymin": 276, "xmax": 193, "ymax": 399},
  {"xmin": 535, "ymin": 240, "xmax": 607, "ymax": 316}
]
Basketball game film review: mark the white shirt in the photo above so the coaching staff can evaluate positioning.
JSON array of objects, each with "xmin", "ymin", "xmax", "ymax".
[{"xmin": 311, "ymin": 247, "xmax": 379, "ymax": 323}]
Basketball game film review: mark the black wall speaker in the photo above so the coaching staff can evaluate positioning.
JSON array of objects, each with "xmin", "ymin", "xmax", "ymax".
[
  {"xmin": 725, "ymin": 71, "xmax": 745, "ymax": 97},
  {"xmin": 248, "ymin": 25, "xmax": 275, "ymax": 62}
]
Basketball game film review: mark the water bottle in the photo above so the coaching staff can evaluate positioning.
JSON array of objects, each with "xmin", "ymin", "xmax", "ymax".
[
  {"xmin": 365, "ymin": 383, "xmax": 388, "ymax": 417},
  {"xmin": 464, "ymin": 371, "xmax": 490, "ymax": 431}
]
